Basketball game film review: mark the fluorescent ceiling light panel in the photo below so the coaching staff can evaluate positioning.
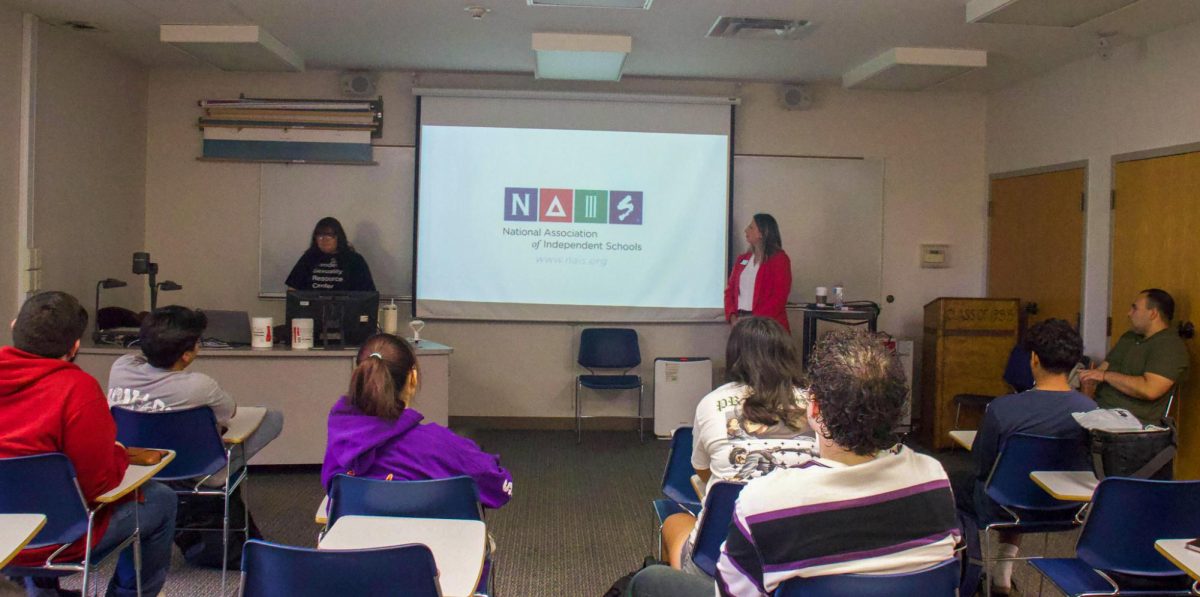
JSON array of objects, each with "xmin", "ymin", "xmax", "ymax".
[
  {"xmin": 532, "ymin": 33, "xmax": 632, "ymax": 81},
  {"xmin": 528, "ymin": 0, "xmax": 652, "ymax": 8},
  {"xmin": 160, "ymin": 24, "xmax": 304, "ymax": 72},
  {"xmin": 966, "ymin": 0, "xmax": 1141, "ymax": 27},
  {"xmin": 843, "ymin": 47, "xmax": 987, "ymax": 91}
]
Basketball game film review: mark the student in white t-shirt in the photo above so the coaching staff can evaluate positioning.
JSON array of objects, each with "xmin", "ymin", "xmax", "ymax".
[{"xmin": 661, "ymin": 316, "xmax": 816, "ymax": 576}]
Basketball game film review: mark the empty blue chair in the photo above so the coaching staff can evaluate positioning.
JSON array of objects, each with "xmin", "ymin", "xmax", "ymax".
[
  {"xmin": 689, "ymin": 481, "xmax": 745, "ymax": 577},
  {"xmin": 111, "ymin": 405, "xmax": 246, "ymax": 593},
  {"xmin": 1030, "ymin": 478, "xmax": 1200, "ymax": 596},
  {"xmin": 0, "ymin": 453, "xmax": 142, "ymax": 596},
  {"xmin": 773, "ymin": 557, "xmax": 960, "ymax": 596},
  {"xmin": 327, "ymin": 474, "xmax": 492, "ymax": 595},
  {"xmin": 576, "ymin": 328, "xmax": 645, "ymax": 443},
  {"xmin": 240, "ymin": 539, "xmax": 440, "ymax": 597}
]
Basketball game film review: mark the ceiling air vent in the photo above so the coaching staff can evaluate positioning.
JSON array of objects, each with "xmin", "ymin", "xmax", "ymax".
[{"xmin": 707, "ymin": 17, "xmax": 812, "ymax": 41}]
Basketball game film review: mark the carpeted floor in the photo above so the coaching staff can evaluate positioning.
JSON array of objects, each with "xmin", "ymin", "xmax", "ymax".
[{"xmin": 2, "ymin": 431, "xmax": 1082, "ymax": 596}]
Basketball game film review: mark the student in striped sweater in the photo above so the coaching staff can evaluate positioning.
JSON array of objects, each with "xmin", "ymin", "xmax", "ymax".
[{"xmin": 627, "ymin": 330, "xmax": 959, "ymax": 597}]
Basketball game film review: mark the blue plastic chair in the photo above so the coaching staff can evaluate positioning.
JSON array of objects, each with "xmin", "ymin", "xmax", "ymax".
[
  {"xmin": 576, "ymin": 328, "xmax": 645, "ymax": 443},
  {"xmin": 773, "ymin": 557, "xmax": 960, "ymax": 596},
  {"xmin": 240, "ymin": 539, "xmax": 440, "ymax": 597},
  {"xmin": 975, "ymin": 433, "xmax": 1091, "ymax": 595},
  {"xmin": 327, "ymin": 474, "xmax": 491, "ymax": 595},
  {"xmin": 690, "ymin": 481, "xmax": 745, "ymax": 577},
  {"xmin": 1029, "ymin": 478, "xmax": 1200, "ymax": 596},
  {"xmin": 328, "ymin": 474, "xmax": 483, "ymax": 524},
  {"xmin": 0, "ymin": 453, "xmax": 142, "ymax": 596},
  {"xmin": 660, "ymin": 427, "xmax": 702, "ymax": 512},
  {"xmin": 111, "ymin": 406, "xmax": 246, "ymax": 593},
  {"xmin": 653, "ymin": 427, "xmax": 702, "ymax": 558}
]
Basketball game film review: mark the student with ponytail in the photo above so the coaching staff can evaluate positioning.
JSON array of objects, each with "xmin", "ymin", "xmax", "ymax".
[
  {"xmin": 320, "ymin": 333, "xmax": 513, "ymax": 508},
  {"xmin": 660, "ymin": 316, "xmax": 816, "ymax": 576}
]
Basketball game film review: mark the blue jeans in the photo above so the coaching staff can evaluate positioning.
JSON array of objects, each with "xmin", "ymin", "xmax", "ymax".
[
  {"xmin": 627, "ymin": 565, "xmax": 715, "ymax": 597},
  {"xmin": 98, "ymin": 480, "xmax": 177, "ymax": 597},
  {"xmin": 25, "ymin": 480, "xmax": 177, "ymax": 597}
]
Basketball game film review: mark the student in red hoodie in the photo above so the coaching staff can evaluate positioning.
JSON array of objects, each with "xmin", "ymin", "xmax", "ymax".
[{"xmin": 0, "ymin": 291, "xmax": 176, "ymax": 597}]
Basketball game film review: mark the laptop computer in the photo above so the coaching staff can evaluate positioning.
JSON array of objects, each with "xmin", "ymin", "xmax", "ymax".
[{"xmin": 202, "ymin": 309, "xmax": 252, "ymax": 346}]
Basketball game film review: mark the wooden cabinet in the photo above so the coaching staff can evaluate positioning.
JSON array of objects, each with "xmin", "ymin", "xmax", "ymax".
[{"xmin": 919, "ymin": 298, "xmax": 1019, "ymax": 450}]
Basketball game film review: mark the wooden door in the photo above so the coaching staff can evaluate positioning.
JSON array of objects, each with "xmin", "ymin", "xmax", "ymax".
[
  {"xmin": 988, "ymin": 168, "xmax": 1086, "ymax": 329},
  {"xmin": 1113, "ymin": 150, "xmax": 1200, "ymax": 478}
]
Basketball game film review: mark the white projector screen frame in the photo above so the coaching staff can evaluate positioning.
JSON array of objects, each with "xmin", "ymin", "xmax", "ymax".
[{"xmin": 414, "ymin": 90, "xmax": 735, "ymax": 323}]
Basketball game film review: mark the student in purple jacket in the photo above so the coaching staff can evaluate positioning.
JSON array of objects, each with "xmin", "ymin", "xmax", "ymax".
[{"xmin": 320, "ymin": 333, "xmax": 513, "ymax": 509}]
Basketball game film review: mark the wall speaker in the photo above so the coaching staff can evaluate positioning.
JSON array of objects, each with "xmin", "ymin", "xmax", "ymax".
[
  {"xmin": 340, "ymin": 72, "xmax": 378, "ymax": 97},
  {"xmin": 777, "ymin": 84, "xmax": 813, "ymax": 111}
]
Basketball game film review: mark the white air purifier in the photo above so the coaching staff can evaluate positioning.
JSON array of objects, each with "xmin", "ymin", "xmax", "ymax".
[{"xmin": 654, "ymin": 357, "xmax": 713, "ymax": 438}]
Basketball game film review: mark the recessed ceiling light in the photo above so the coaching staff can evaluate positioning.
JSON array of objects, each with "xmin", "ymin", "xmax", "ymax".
[
  {"xmin": 160, "ymin": 25, "xmax": 305, "ymax": 72},
  {"xmin": 528, "ymin": 0, "xmax": 652, "ymax": 9},
  {"xmin": 707, "ymin": 17, "xmax": 812, "ymax": 41},
  {"xmin": 843, "ymin": 47, "xmax": 987, "ymax": 91},
  {"xmin": 966, "ymin": 0, "xmax": 1141, "ymax": 27},
  {"xmin": 532, "ymin": 33, "xmax": 632, "ymax": 81}
]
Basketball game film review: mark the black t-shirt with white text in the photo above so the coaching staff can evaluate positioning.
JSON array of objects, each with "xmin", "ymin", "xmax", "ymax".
[{"xmin": 286, "ymin": 250, "xmax": 376, "ymax": 291}]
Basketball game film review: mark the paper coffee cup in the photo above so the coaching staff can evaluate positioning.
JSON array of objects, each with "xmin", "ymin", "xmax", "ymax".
[
  {"xmin": 291, "ymin": 318, "xmax": 314, "ymax": 350},
  {"xmin": 251, "ymin": 317, "xmax": 274, "ymax": 349},
  {"xmin": 379, "ymin": 304, "xmax": 399, "ymax": 335}
]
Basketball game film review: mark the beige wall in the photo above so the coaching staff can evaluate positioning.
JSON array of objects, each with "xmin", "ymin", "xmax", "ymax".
[
  {"xmin": 145, "ymin": 69, "xmax": 987, "ymax": 419},
  {"xmin": 0, "ymin": 7, "xmax": 23, "ymax": 343},
  {"xmin": 33, "ymin": 22, "xmax": 148, "ymax": 328},
  {"xmin": 987, "ymin": 18, "xmax": 1200, "ymax": 356}
]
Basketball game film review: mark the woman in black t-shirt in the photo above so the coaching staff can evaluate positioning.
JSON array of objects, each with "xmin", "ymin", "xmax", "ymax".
[{"xmin": 286, "ymin": 217, "xmax": 376, "ymax": 291}]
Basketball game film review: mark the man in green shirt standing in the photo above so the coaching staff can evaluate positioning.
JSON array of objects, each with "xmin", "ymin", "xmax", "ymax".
[{"xmin": 1079, "ymin": 288, "xmax": 1190, "ymax": 424}]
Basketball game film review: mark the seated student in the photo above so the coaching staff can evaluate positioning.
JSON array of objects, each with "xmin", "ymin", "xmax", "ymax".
[
  {"xmin": 952, "ymin": 318, "xmax": 1096, "ymax": 596},
  {"xmin": 661, "ymin": 316, "xmax": 815, "ymax": 575},
  {"xmin": 321, "ymin": 333, "xmax": 513, "ymax": 508},
  {"xmin": 107, "ymin": 305, "xmax": 285, "ymax": 478},
  {"xmin": 0, "ymin": 291, "xmax": 176, "ymax": 597},
  {"xmin": 629, "ymin": 329, "xmax": 958, "ymax": 597}
]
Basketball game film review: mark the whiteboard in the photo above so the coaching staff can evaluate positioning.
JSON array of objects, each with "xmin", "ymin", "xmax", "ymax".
[
  {"xmin": 731, "ymin": 156, "xmax": 883, "ymax": 305},
  {"xmin": 259, "ymin": 146, "xmax": 414, "ymax": 297}
]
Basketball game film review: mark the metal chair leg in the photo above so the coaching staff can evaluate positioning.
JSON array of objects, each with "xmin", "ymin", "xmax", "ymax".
[
  {"xmin": 134, "ymin": 494, "xmax": 143, "ymax": 597},
  {"xmin": 637, "ymin": 384, "xmax": 645, "ymax": 442},
  {"xmin": 575, "ymin": 381, "xmax": 582, "ymax": 444}
]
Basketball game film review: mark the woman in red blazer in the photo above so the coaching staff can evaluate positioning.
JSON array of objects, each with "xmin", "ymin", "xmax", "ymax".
[{"xmin": 724, "ymin": 213, "xmax": 792, "ymax": 331}]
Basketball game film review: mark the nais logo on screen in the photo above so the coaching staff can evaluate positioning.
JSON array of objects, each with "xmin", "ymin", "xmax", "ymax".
[{"xmin": 504, "ymin": 187, "xmax": 643, "ymax": 225}]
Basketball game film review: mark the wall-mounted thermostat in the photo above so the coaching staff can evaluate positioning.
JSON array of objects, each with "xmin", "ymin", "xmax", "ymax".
[{"xmin": 920, "ymin": 244, "xmax": 949, "ymax": 268}]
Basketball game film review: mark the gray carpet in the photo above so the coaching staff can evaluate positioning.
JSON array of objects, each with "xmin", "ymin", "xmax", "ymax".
[{"xmin": 2, "ymin": 432, "xmax": 1083, "ymax": 596}]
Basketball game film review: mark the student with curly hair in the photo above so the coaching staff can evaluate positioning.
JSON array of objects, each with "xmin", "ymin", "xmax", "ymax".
[
  {"xmin": 712, "ymin": 328, "xmax": 959, "ymax": 595},
  {"xmin": 661, "ymin": 317, "xmax": 816, "ymax": 576},
  {"xmin": 954, "ymin": 318, "xmax": 1095, "ymax": 596},
  {"xmin": 629, "ymin": 329, "xmax": 958, "ymax": 597}
]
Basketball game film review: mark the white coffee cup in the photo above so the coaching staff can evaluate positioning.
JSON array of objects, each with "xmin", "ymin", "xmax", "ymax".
[
  {"xmin": 251, "ymin": 317, "xmax": 274, "ymax": 349},
  {"xmin": 291, "ymin": 318, "xmax": 314, "ymax": 350},
  {"xmin": 815, "ymin": 286, "xmax": 828, "ymax": 305},
  {"xmin": 379, "ymin": 303, "xmax": 399, "ymax": 335}
]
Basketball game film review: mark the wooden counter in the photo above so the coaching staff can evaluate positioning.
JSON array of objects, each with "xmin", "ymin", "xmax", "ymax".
[{"xmin": 77, "ymin": 341, "xmax": 452, "ymax": 465}]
